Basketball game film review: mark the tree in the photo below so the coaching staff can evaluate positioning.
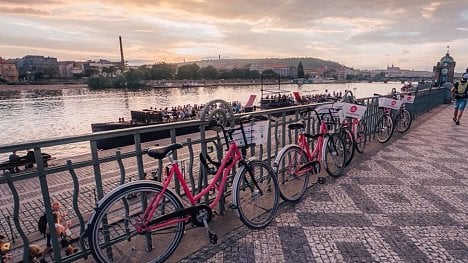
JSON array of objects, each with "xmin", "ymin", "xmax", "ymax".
[
  {"xmin": 87, "ymin": 76, "xmax": 112, "ymax": 89},
  {"xmin": 249, "ymin": 70, "xmax": 260, "ymax": 79},
  {"xmin": 261, "ymin": 69, "xmax": 279, "ymax": 79},
  {"xmin": 176, "ymin": 63, "xmax": 200, "ymax": 80},
  {"xmin": 124, "ymin": 69, "xmax": 145, "ymax": 89},
  {"xmin": 138, "ymin": 66, "xmax": 152, "ymax": 80},
  {"xmin": 199, "ymin": 66, "xmax": 219, "ymax": 79},
  {"xmin": 151, "ymin": 63, "xmax": 176, "ymax": 80},
  {"xmin": 112, "ymin": 76, "xmax": 127, "ymax": 88},
  {"xmin": 218, "ymin": 70, "xmax": 231, "ymax": 79},
  {"xmin": 297, "ymin": 61, "xmax": 305, "ymax": 78}
]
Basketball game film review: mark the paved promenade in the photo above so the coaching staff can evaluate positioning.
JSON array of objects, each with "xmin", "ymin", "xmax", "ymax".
[
  {"xmin": 179, "ymin": 104, "xmax": 468, "ymax": 262},
  {"xmin": 1, "ymin": 104, "xmax": 467, "ymax": 262}
]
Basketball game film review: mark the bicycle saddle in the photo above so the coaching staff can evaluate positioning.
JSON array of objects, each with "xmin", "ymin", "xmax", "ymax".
[
  {"xmin": 147, "ymin": 143, "xmax": 183, "ymax": 159},
  {"xmin": 288, "ymin": 122, "xmax": 305, "ymax": 130}
]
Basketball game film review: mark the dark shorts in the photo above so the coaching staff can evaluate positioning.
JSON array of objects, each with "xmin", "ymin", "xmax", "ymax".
[{"xmin": 454, "ymin": 98, "xmax": 467, "ymax": 110}]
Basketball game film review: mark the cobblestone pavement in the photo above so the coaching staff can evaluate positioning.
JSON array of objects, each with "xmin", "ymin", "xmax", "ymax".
[{"xmin": 181, "ymin": 104, "xmax": 468, "ymax": 262}]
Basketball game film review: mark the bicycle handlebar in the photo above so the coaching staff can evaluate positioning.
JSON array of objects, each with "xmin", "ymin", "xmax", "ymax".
[{"xmin": 300, "ymin": 107, "xmax": 339, "ymax": 125}]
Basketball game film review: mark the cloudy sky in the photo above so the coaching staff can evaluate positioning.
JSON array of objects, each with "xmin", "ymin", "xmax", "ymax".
[{"xmin": 0, "ymin": 0, "xmax": 467, "ymax": 72}]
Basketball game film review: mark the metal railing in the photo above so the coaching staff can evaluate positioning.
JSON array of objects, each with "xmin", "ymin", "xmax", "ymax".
[{"xmin": 0, "ymin": 87, "xmax": 447, "ymax": 262}]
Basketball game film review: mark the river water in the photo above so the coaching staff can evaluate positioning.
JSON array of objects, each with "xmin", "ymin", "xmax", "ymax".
[{"xmin": 0, "ymin": 82, "xmax": 401, "ymax": 160}]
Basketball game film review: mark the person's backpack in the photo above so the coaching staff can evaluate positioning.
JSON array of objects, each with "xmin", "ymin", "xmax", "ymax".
[
  {"xmin": 38, "ymin": 213, "xmax": 47, "ymax": 237},
  {"xmin": 455, "ymin": 81, "xmax": 468, "ymax": 99}
]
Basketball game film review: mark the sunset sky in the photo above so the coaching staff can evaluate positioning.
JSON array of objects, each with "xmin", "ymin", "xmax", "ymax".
[{"xmin": 0, "ymin": 0, "xmax": 467, "ymax": 72}]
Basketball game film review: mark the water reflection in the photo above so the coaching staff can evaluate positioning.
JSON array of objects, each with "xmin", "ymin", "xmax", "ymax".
[{"xmin": 0, "ymin": 90, "xmax": 21, "ymax": 100}]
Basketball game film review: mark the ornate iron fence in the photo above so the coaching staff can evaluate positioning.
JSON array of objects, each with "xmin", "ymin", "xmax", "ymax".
[{"xmin": 0, "ymin": 87, "xmax": 447, "ymax": 262}]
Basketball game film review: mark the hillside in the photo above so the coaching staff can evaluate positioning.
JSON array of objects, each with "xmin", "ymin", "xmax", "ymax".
[{"xmin": 195, "ymin": 57, "xmax": 346, "ymax": 70}]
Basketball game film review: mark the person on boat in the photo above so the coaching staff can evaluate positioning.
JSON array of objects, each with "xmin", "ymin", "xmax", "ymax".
[
  {"xmin": 452, "ymin": 73, "xmax": 468, "ymax": 125},
  {"xmin": 25, "ymin": 150, "xmax": 35, "ymax": 168},
  {"xmin": 8, "ymin": 151, "xmax": 21, "ymax": 173}
]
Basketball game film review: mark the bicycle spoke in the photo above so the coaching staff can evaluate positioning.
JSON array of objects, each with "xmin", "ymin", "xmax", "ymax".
[
  {"xmin": 89, "ymin": 183, "xmax": 185, "ymax": 263},
  {"xmin": 275, "ymin": 145, "xmax": 310, "ymax": 202}
]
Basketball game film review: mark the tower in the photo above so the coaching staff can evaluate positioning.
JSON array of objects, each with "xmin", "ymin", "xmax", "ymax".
[
  {"xmin": 119, "ymin": 36, "xmax": 125, "ymax": 72},
  {"xmin": 433, "ymin": 47, "xmax": 456, "ymax": 86}
]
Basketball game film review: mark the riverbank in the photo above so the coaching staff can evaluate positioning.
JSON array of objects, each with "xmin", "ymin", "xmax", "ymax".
[
  {"xmin": 0, "ymin": 79, "xmax": 353, "ymax": 91},
  {"xmin": 0, "ymin": 81, "xmax": 282, "ymax": 91},
  {"xmin": 0, "ymin": 83, "xmax": 88, "ymax": 91}
]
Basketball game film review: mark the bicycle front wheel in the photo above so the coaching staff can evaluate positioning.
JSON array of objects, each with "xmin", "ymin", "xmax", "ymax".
[
  {"xmin": 376, "ymin": 114, "xmax": 394, "ymax": 143},
  {"xmin": 341, "ymin": 128, "xmax": 355, "ymax": 166},
  {"xmin": 233, "ymin": 160, "xmax": 279, "ymax": 229},
  {"xmin": 396, "ymin": 109, "xmax": 412, "ymax": 133},
  {"xmin": 275, "ymin": 145, "xmax": 310, "ymax": 202},
  {"xmin": 355, "ymin": 120, "xmax": 367, "ymax": 153},
  {"xmin": 88, "ymin": 181, "xmax": 185, "ymax": 263},
  {"xmin": 323, "ymin": 133, "xmax": 346, "ymax": 177}
]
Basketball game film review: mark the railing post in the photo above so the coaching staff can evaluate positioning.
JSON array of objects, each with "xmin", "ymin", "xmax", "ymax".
[
  {"xmin": 35, "ymin": 147, "xmax": 63, "ymax": 262},
  {"xmin": 170, "ymin": 128, "xmax": 180, "ymax": 195},
  {"xmin": 133, "ymin": 134, "xmax": 145, "ymax": 180},
  {"xmin": 90, "ymin": 141, "xmax": 104, "ymax": 200}
]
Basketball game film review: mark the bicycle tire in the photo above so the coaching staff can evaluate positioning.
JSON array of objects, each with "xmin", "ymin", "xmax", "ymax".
[
  {"xmin": 88, "ymin": 181, "xmax": 185, "ymax": 263},
  {"xmin": 323, "ymin": 133, "xmax": 346, "ymax": 177},
  {"xmin": 341, "ymin": 128, "xmax": 355, "ymax": 166},
  {"xmin": 355, "ymin": 120, "xmax": 367, "ymax": 153},
  {"xmin": 396, "ymin": 109, "xmax": 412, "ymax": 133},
  {"xmin": 375, "ymin": 114, "xmax": 394, "ymax": 143},
  {"xmin": 233, "ymin": 160, "xmax": 279, "ymax": 229},
  {"xmin": 274, "ymin": 145, "xmax": 310, "ymax": 202}
]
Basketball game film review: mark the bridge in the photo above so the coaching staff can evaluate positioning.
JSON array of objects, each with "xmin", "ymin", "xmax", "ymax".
[{"xmin": 1, "ymin": 87, "xmax": 466, "ymax": 262}]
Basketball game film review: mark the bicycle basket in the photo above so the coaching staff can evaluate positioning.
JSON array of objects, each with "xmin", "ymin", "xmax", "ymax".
[
  {"xmin": 315, "ymin": 106, "xmax": 341, "ymax": 133},
  {"xmin": 222, "ymin": 120, "xmax": 268, "ymax": 148}
]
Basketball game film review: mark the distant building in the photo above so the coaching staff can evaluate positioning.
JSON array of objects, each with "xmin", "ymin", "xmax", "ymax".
[
  {"xmin": 249, "ymin": 63, "xmax": 292, "ymax": 77},
  {"xmin": 16, "ymin": 55, "xmax": 59, "ymax": 81},
  {"xmin": 58, "ymin": 61, "xmax": 84, "ymax": 78},
  {"xmin": 83, "ymin": 59, "xmax": 121, "ymax": 77},
  {"xmin": 0, "ymin": 57, "xmax": 19, "ymax": 82},
  {"xmin": 385, "ymin": 64, "xmax": 433, "ymax": 79}
]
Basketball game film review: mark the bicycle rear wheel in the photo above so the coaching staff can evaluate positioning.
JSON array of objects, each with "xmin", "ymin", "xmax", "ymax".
[
  {"xmin": 355, "ymin": 120, "xmax": 367, "ymax": 153},
  {"xmin": 275, "ymin": 145, "xmax": 310, "ymax": 202},
  {"xmin": 396, "ymin": 109, "xmax": 412, "ymax": 133},
  {"xmin": 88, "ymin": 181, "xmax": 185, "ymax": 263},
  {"xmin": 323, "ymin": 133, "xmax": 346, "ymax": 177},
  {"xmin": 375, "ymin": 114, "xmax": 394, "ymax": 143},
  {"xmin": 233, "ymin": 160, "xmax": 279, "ymax": 229},
  {"xmin": 341, "ymin": 128, "xmax": 355, "ymax": 166}
]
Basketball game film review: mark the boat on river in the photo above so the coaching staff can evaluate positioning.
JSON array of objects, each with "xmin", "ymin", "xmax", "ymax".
[
  {"xmin": 91, "ymin": 107, "xmax": 202, "ymax": 149},
  {"xmin": 260, "ymin": 75, "xmax": 295, "ymax": 109}
]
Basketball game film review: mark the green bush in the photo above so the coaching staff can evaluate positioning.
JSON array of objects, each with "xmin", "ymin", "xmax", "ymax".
[
  {"xmin": 112, "ymin": 76, "xmax": 127, "ymax": 88},
  {"xmin": 87, "ymin": 76, "xmax": 112, "ymax": 89}
]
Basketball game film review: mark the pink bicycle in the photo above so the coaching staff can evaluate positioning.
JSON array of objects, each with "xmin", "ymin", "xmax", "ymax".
[
  {"xmin": 86, "ymin": 116, "xmax": 279, "ymax": 263},
  {"xmin": 274, "ymin": 108, "xmax": 346, "ymax": 202}
]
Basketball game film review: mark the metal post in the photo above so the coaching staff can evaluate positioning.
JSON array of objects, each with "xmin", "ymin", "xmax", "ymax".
[{"xmin": 34, "ymin": 148, "xmax": 62, "ymax": 262}]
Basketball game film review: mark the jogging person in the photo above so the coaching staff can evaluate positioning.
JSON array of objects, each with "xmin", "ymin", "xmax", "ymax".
[{"xmin": 452, "ymin": 73, "xmax": 468, "ymax": 125}]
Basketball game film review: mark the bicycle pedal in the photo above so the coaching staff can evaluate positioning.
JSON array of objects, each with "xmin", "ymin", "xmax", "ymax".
[
  {"xmin": 209, "ymin": 231, "xmax": 218, "ymax": 244},
  {"xmin": 318, "ymin": 177, "xmax": 326, "ymax": 184}
]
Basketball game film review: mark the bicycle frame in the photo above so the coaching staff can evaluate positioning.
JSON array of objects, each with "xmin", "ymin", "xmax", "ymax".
[
  {"xmin": 342, "ymin": 118, "xmax": 360, "ymax": 137},
  {"xmin": 381, "ymin": 104, "xmax": 405, "ymax": 120},
  {"xmin": 141, "ymin": 141, "xmax": 243, "ymax": 232},
  {"xmin": 278, "ymin": 109, "xmax": 338, "ymax": 177},
  {"xmin": 297, "ymin": 118, "xmax": 328, "ymax": 162}
]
